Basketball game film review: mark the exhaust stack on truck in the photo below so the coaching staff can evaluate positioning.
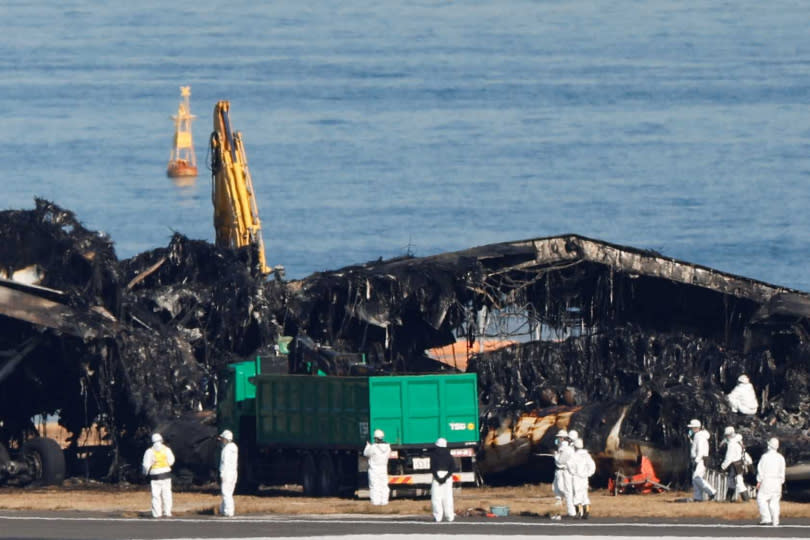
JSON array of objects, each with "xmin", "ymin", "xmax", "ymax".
[{"xmin": 218, "ymin": 358, "xmax": 479, "ymax": 496}]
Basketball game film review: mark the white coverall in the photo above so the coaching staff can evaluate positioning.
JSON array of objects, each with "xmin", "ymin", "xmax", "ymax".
[
  {"xmin": 721, "ymin": 434, "xmax": 747, "ymax": 497},
  {"xmin": 757, "ymin": 450, "xmax": 785, "ymax": 526},
  {"xmin": 727, "ymin": 382, "xmax": 758, "ymax": 415},
  {"xmin": 363, "ymin": 441, "xmax": 391, "ymax": 505},
  {"xmin": 431, "ymin": 475, "xmax": 454, "ymax": 522},
  {"xmin": 689, "ymin": 429, "xmax": 716, "ymax": 500},
  {"xmin": 142, "ymin": 442, "xmax": 175, "ymax": 518},
  {"xmin": 219, "ymin": 441, "xmax": 239, "ymax": 517},
  {"xmin": 430, "ymin": 443, "xmax": 456, "ymax": 522},
  {"xmin": 552, "ymin": 442, "xmax": 576, "ymax": 516},
  {"xmin": 569, "ymin": 448, "xmax": 596, "ymax": 506}
]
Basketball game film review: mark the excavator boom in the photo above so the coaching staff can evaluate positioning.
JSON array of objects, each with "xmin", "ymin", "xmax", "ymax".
[{"xmin": 210, "ymin": 101, "xmax": 269, "ymax": 274}]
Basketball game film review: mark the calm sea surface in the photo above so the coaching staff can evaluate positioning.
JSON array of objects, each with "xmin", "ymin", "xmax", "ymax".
[{"xmin": 2, "ymin": 2, "xmax": 809, "ymax": 289}]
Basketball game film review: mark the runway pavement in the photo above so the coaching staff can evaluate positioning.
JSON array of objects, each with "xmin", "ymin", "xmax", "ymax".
[{"xmin": 2, "ymin": 513, "xmax": 809, "ymax": 540}]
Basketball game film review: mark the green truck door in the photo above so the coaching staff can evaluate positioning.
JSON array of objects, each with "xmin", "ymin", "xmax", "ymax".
[
  {"xmin": 368, "ymin": 374, "xmax": 478, "ymax": 446},
  {"xmin": 442, "ymin": 375, "xmax": 480, "ymax": 445}
]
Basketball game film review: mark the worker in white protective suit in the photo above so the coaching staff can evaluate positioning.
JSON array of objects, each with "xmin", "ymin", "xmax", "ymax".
[
  {"xmin": 727, "ymin": 374, "xmax": 758, "ymax": 415},
  {"xmin": 757, "ymin": 437, "xmax": 786, "ymax": 526},
  {"xmin": 430, "ymin": 437, "xmax": 456, "ymax": 522},
  {"xmin": 218, "ymin": 429, "xmax": 238, "ymax": 517},
  {"xmin": 688, "ymin": 419, "xmax": 717, "ymax": 501},
  {"xmin": 569, "ymin": 438, "xmax": 596, "ymax": 519},
  {"xmin": 142, "ymin": 433, "xmax": 175, "ymax": 518},
  {"xmin": 721, "ymin": 426, "xmax": 750, "ymax": 501},
  {"xmin": 363, "ymin": 429, "xmax": 391, "ymax": 505},
  {"xmin": 551, "ymin": 429, "xmax": 576, "ymax": 518}
]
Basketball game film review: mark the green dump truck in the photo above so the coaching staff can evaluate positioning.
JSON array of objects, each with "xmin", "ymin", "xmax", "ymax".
[{"xmin": 218, "ymin": 358, "xmax": 479, "ymax": 496}]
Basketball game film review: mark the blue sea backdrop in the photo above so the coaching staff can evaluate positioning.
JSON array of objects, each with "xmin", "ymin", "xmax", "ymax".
[{"xmin": 2, "ymin": 2, "xmax": 809, "ymax": 289}]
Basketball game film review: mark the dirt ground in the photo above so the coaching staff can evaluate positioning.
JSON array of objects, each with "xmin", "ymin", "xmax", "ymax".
[{"xmin": 0, "ymin": 481, "xmax": 808, "ymax": 520}]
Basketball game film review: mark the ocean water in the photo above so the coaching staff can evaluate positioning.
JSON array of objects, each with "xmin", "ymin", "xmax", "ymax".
[{"xmin": 2, "ymin": 1, "xmax": 809, "ymax": 289}]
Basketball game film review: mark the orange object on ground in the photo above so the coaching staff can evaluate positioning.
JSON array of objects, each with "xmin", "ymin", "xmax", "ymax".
[{"xmin": 610, "ymin": 456, "xmax": 668, "ymax": 495}]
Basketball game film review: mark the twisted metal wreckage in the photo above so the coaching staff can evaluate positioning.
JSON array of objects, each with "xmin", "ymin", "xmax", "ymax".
[{"xmin": 1, "ymin": 200, "xmax": 810, "ymax": 491}]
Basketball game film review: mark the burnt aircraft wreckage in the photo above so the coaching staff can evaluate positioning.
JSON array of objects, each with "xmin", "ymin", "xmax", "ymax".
[{"xmin": 1, "ymin": 199, "xmax": 810, "ymax": 493}]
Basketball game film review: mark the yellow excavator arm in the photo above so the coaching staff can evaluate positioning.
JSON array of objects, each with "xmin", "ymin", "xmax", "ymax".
[{"xmin": 210, "ymin": 101, "xmax": 269, "ymax": 274}]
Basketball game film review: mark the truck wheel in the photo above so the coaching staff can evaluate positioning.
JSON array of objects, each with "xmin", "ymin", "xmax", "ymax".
[
  {"xmin": 301, "ymin": 453, "xmax": 318, "ymax": 497},
  {"xmin": 22, "ymin": 437, "xmax": 65, "ymax": 486},
  {"xmin": 236, "ymin": 446, "xmax": 260, "ymax": 494},
  {"xmin": 336, "ymin": 453, "xmax": 359, "ymax": 498},
  {"xmin": 317, "ymin": 453, "xmax": 337, "ymax": 497},
  {"xmin": 0, "ymin": 443, "xmax": 10, "ymax": 467},
  {"xmin": 236, "ymin": 468, "xmax": 260, "ymax": 494}
]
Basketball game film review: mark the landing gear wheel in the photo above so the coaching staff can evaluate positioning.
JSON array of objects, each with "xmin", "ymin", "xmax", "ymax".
[
  {"xmin": 301, "ymin": 453, "xmax": 318, "ymax": 497},
  {"xmin": 317, "ymin": 453, "xmax": 337, "ymax": 497},
  {"xmin": 22, "ymin": 437, "xmax": 65, "ymax": 486}
]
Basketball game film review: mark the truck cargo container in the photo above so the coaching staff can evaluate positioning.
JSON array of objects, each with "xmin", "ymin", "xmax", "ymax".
[{"xmin": 218, "ymin": 358, "xmax": 479, "ymax": 496}]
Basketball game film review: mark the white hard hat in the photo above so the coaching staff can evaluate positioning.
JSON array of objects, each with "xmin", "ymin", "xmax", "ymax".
[
  {"xmin": 767, "ymin": 437, "xmax": 779, "ymax": 450},
  {"xmin": 724, "ymin": 426, "xmax": 735, "ymax": 436},
  {"xmin": 687, "ymin": 419, "xmax": 701, "ymax": 428},
  {"xmin": 574, "ymin": 439, "xmax": 584, "ymax": 449},
  {"xmin": 220, "ymin": 429, "xmax": 233, "ymax": 441},
  {"xmin": 738, "ymin": 374, "xmax": 750, "ymax": 384},
  {"xmin": 373, "ymin": 429, "xmax": 385, "ymax": 440},
  {"xmin": 151, "ymin": 433, "xmax": 163, "ymax": 444},
  {"xmin": 556, "ymin": 429, "xmax": 568, "ymax": 439},
  {"xmin": 567, "ymin": 430, "xmax": 579, "ymax": 442},
  {"xmin": 435, "ymin": 437, "xmax": 447, "ymax": 448}
]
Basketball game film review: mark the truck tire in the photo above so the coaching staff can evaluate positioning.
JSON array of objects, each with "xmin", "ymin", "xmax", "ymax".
[
  {"xmin": 317, "ymin": 453, "xmax": 337, "ymax": 497},
  {"xmin": 336, "ymin": 453, "xmax": 359, "ymax": 498},
  {"xmin": 301, "ymin": 453, "xmax": 318, "ymax": 497},
  {"xmin": 235, "ymin": 445, "xmax": 260, "ymax": 494},
  {"xmin": 0, "ymin": 443, "xmax": 9, "ymax": 467},
  {"xmin": 236, "ymin": 416, "xmax": 260, "ymax": 494},
  {"xmin": 22, "ymin": 437, "xmax": 65, "ymax": 486},
  {"xmin": 236, "ymin": 464, "xmax": 260, "ymax": 494}
]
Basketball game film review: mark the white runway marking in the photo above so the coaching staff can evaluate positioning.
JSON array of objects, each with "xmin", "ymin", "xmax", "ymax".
[
  {"xmin": 129, "ymin": 536, "xmax": 809, "ymax": 540},
  {"xmin": 1, "ymin": 514, "xmax": 809, "ymax": 529},
  {"xmin": 0, "ymin": 515, "xmax": 810, "ymax": 528},
  {"xmin": 2, "ymin": 515, "xmax": 807, "ymax": 540}
]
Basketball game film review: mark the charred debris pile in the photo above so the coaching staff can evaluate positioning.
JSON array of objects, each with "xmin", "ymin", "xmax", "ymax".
[
  {"xmin": 295, "ymin": 236, "xmax": 810, "ymax": 478},
  {"xmin": 2, "ymin": 200, "xmax": 810, "ymax": 483},
  {"xmin": 0, "ymin": 200, "xmax": 284, "ymax": 478}
]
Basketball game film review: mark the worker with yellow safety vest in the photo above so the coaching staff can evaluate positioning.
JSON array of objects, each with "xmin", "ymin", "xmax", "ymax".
[{"xmin": 142, "ymin": 433, "xmax": 176, "ymax": 518}]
